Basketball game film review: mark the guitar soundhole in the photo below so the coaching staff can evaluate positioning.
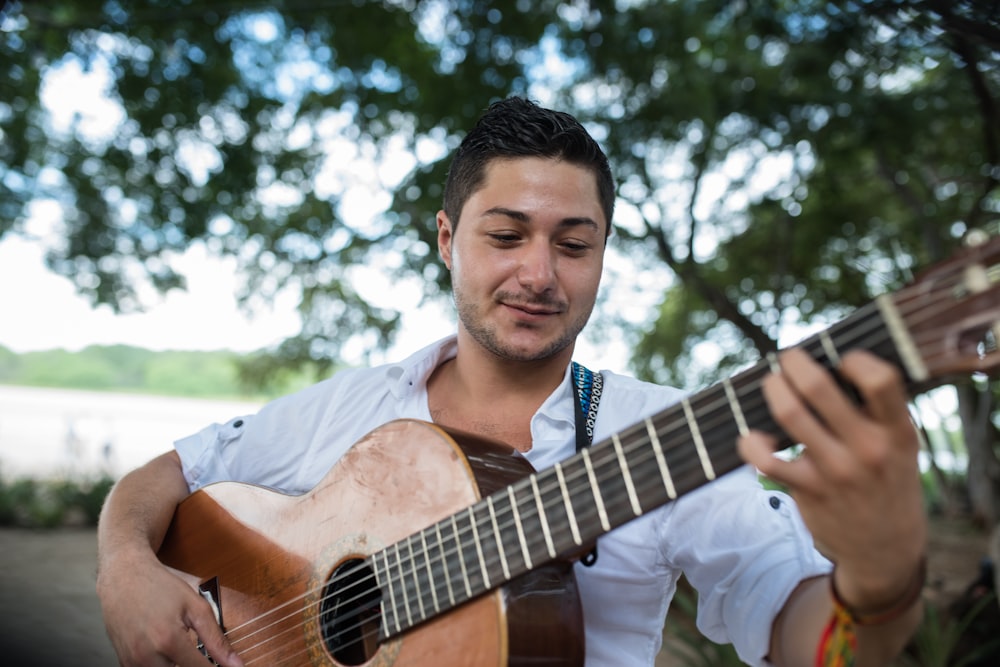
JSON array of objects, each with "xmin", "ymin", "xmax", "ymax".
[{"xmin": 320, "ymin": 558, "xmax": 383, "ymax": 665}]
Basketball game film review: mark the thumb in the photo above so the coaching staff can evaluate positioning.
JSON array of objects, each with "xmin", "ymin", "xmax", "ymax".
[{"xmin": 186, "ymin": 598, "xmax": 244, "ymax": 667}]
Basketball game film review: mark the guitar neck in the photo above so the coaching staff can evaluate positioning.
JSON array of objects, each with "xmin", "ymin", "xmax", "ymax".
[
  {"xmin": 371, "ymin": 299, "xmax": 920, "ymax": 638},
  {"xmin": 373, "ymin": 228, "xmax": 1000, "ymax": 640}
]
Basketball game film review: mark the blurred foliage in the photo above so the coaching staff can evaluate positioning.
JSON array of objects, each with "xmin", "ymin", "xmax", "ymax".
[
  {"xmin": 1, "ymin": 0, "xmax": 998, "ymax": 516},
  {"xmin": 1, "ymin": 0, "xmax": 996, "ymax": 385},
  {"xmin": 662, "ymin": 577, "xmax": 744, "ymax": 666},
  {"xmin": 0, "ymin": 343, "xmax": 316, "ymax": 398},
  {"xmin": 901, "ymin": 591, "xmax": 1000, "ymax": 667},
  {"xmin": 0, "ymin": 473, "xmax": 115, "ymax": 527}
]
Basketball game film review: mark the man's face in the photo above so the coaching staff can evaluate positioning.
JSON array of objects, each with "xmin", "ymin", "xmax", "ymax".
[{"xmin": 436, "ymin": 156, "xmax": 607, "ymax": 363}]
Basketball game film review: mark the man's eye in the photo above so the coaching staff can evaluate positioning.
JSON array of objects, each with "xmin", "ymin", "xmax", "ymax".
[{"xmin": 489, "ymin": 233, "xmax": 520, "ymax": 243}]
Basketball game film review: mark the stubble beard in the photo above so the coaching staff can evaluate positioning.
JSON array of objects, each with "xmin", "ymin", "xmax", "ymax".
[{"xmin": 453, "ymin": 288, "xmax": 594, "ymax": 363}]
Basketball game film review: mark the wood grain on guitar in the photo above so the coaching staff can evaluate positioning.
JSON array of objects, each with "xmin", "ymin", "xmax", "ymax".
[{"xmin": 158, "ymin": 234, "xmax": 1000, "ymax": 666}]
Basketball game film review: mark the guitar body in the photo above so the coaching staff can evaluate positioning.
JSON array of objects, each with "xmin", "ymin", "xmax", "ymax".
[{"xmin": 158, "ymin": 419, "xmax": 585, "ymax": 667}]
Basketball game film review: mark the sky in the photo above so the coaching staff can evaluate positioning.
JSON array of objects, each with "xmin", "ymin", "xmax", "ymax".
[
  {"xmin": 0, "ymin": 233, "xmax": 305, "ymax": 354},
  {"xmin": 0, "ymin": 231, "xmax": 469, "ymax": 364}
]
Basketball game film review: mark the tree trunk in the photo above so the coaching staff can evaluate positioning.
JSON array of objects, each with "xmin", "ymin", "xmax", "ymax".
[
  {"xmin": 956, "ymin": 380, "xmax": 1000, "ymax": 527},
  {"xmin": 917, "ymin": 419, "xmax": 964, "ymax": 516}
]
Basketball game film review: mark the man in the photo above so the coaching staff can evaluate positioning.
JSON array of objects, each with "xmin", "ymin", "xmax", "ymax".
[{"xmin": 96, "ymin": 97, "xmax": 927, "ymax": 666}]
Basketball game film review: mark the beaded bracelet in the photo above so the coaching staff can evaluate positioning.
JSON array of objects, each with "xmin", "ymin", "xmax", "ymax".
[{"xmin": 815, "ymin": 558, "xmax": 926, "ymax": 667}]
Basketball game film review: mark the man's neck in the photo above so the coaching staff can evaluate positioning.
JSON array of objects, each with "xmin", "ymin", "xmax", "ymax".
[{"xmin": 425, "ymin": 332, "xmax": 575, "ymax": 451}]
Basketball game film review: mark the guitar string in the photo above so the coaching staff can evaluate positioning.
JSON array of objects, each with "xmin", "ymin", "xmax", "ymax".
[
  {"xmin": 226, "ymin": 410, "xmax": 748, "ymax": 664},
  {"xmin": 225, "ymin": 306, "xmax": 912, "ymax": 662},
  {"xmin": 225, "ymin": 305, "xmax": 911, "ymax": 661},
  {"xmin": 221, "ymin": 378, "xmax": 762, "ymax": 661},
  {"xmin": 222, "ymin": 277, "xmax": 971, "ymax": 661},
  {"xmin": 231, "ymin": 338, "xmax": 859, "ymax": 664},
  {"xmin": 227, "ymin": 366, "xmax": 836, "ymax": 656}
]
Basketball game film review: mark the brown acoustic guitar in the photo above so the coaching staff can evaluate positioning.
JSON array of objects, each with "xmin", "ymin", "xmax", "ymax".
[{"xmin": 158, "ymin": 234, "xmax": 1000, "ymax": 666}]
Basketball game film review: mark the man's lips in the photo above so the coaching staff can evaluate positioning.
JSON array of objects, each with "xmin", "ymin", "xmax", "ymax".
[{"xmin": 502, "ymin": 301, "xmax": 563, "ymax": 317}]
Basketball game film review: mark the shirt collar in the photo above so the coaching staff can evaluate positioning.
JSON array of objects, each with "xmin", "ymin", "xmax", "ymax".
[{"xmin": 385, "ymin": 335, "xmax": 458, "ymax": 400}]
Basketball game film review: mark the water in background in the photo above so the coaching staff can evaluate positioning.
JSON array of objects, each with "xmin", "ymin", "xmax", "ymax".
[{"xmin": 0, "ymin": 384, "xmax": 262, "ymax": 479}]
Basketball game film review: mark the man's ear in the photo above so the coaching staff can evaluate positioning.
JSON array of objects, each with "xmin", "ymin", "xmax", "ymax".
[{"xmin": 436, "ymin": 210, "xmax": 454, "ymax": 270}]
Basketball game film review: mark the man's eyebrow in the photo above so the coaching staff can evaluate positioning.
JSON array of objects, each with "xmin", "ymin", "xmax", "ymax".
[
  {"xmin": 483, "ymin": 206, "xmax": 529, "ymax": 222},
  {"xmin": 483, "ymin": 206, "xmax": 602, "ymax": 231}
]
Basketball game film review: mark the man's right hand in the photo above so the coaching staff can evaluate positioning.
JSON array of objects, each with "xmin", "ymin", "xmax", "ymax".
[
  {"xmin": 95, "ymin": 451, "xmax": 244, "ymax": 667},
  {"xmin": 97, "ymin": 547, "xmax": 243, "ymax": 667}
]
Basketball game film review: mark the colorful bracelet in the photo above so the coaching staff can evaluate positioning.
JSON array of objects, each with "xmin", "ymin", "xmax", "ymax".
[{"xmin": 815, "ymin": 558, "xmax": 926, "ymax": 667}]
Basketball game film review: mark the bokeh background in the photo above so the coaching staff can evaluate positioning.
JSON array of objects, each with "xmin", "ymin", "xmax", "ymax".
[{"xmin": 1, "ymin": 2, "xmax": 998, "ymax": 665}]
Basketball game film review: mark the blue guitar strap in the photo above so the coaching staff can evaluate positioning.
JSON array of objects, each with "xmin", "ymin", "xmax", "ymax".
[{"xmin": 571, "ymin": 361, "xmax": 603, "ymax": 567}]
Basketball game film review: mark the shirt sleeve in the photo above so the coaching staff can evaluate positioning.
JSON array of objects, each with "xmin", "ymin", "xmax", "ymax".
[
  {"xmin": 172, "ymin": 364, "xmax": 406, "ymax": 494},
  {"xmin": 175, "ymin": 414, "xmax": 252, "ymax": 490},
  {"xmin": 174, "ymin": 375, "xmax": 346, "ymax": 493},
  {"xmin": 657, "ymin": 465, "xmax": 832, "ymax": 665}
]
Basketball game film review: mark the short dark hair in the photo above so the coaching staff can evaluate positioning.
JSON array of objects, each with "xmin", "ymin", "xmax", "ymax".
[{"xmin": 443, "ymin": 97, "xmax": 615, "ymax": 236}]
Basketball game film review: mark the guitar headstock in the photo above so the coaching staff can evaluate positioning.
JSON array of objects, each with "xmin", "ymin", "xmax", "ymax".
[{"xmin": 891, "ymin": 232, "xmax": 1000, "ymax": 387}]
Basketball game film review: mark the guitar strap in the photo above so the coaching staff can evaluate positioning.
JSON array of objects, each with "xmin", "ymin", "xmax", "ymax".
[{"xmin": 571, "ymin": 361, "xmax": 604, "ymax": 567}]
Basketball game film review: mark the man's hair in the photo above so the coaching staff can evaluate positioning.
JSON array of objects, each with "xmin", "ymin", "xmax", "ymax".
[{"xmin": 442, "ymin": 97, "xmax": 615, "ymax": 236}]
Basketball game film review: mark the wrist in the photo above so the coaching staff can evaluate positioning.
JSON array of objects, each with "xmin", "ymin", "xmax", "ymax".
[{"xmin": 830, "ymin": 556, "xmax": 926, "ymax": 626}]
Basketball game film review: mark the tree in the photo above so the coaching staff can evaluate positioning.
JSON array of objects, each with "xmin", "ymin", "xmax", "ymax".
[
  {"xmin": 524, "ymin": 1, "xmax": 1000, "ymax": 523},
  {"xmin": 2, "ymin": 1, "xmax": 998, "ymax": 518},
  {"xmin": 1, "ymin": 0, "xmax": 556, "ymax": 373}
]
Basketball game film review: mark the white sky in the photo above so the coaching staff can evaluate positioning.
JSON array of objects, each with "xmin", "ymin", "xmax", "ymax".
[{"xmin": 0, "ymin": 234, "xmax": 292, "ymax": 352}]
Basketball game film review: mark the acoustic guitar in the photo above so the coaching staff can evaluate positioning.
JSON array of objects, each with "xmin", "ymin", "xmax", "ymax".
[{"xmin": 158, "ymin": 233, "xmax": 1000, "ymax": 666}]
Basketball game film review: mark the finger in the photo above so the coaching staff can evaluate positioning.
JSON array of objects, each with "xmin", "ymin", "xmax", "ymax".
[
  {"xmin": 759, "ymin": 361, "xmax": 852, "ymax": 474},
  {"xmin": 170, "ymin": 635, "xmax": 224, "ymax": 667},
  {"xmin": 738, "ymin": 430, "xmax": 823, "ymax": 494},
  {"xmin": 774, "ymin": 348, "xmax": 860, "ymax": 438},
  {"xmin": 839, "ymin": 350, "xmax": 911, "ymax": 426},
  {"xmin": 185, "ymin": 599, "xmax": 244, "ymax": 667}
]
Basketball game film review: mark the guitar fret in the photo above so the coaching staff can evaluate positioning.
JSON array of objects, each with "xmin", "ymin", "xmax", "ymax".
[
  {"xmin": 405, "ymin": 537, "xmax": 426, "ymax": 622},
  {"xmin": 819, "ymin": 330, "xmax": 842, "ymax": 367},
  {"xmin": 393, "ymin": 542, "xmax": 413, "ymax": 628},
  {"xmin": 876, "ymin": 294, "xmax": 929, "ymax": 382},
  {"xmin": 450, "ymin": 514, "xmax": 472, "ymax": 600},
  {"xmin": 420, "ymin": 529, "xmax": 440, "ymax": 614},
  {"xmin": 507, "ymin": 486, "xmax": 533, "ymax": 570},
  {"xmin": 645, "ymin": 417, "xmax": 677, "ymax": 499},
  {"xmin": 467, "ymin": 506, "xmax": 491, "ymax": 591},
  {"xmin": 486, "ymin": 496, "xmax": 511, "ymax": 580},
  {"xmin": 613, "ymin": 432, "xmax": 643, "ymax": 516},
  {"xmin": 681, "ymin": 398, "xmax": 716, "ymax": 481},
  {"xmin": 766, "ymin": 351, "xmax": 780, "ymax": 373},
  {"xmin": 555, "ymin": 461, "xmax": 583, "ymax": 546},
  {"xmin": 582, "ymin": 448, "xmax": 611, "ymax": 531},
  {"xmin": 722, "ymin": 378, "xmax": 749, "ymax": 437},
  {"xmin": 530, "ymin": 475, "xmax": 557, "ymax": 559},
  {"xmin": 434, "ymin": 522, "xmax": 455, "ymax": 607},
  {"xmin": 373, "ymin": 551, "xmax": 395, "ymax": 635},
  {"xmin": 382, "ymin": 279, "xmax": 953, "ymax": 638}
]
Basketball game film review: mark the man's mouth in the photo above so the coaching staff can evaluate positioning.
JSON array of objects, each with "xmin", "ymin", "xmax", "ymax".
[{"xmin": 502, "ymin": 300, "xmax": 563, "ymax": 317}]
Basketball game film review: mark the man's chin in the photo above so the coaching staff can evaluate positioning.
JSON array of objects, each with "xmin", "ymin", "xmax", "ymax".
[{"xmin": 487, "ymin": 334, "xmax": 574, "ymax": 364}]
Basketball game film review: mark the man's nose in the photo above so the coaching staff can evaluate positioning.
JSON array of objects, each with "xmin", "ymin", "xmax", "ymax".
[{"xmin": 517, "ymin": 241, "xmax": 557, "ymax": 293}]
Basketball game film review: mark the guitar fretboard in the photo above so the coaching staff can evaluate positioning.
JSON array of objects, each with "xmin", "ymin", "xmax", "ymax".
[{"xmin": 371, "ymin": 299, "xmax": 909, "ymax": 639}]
